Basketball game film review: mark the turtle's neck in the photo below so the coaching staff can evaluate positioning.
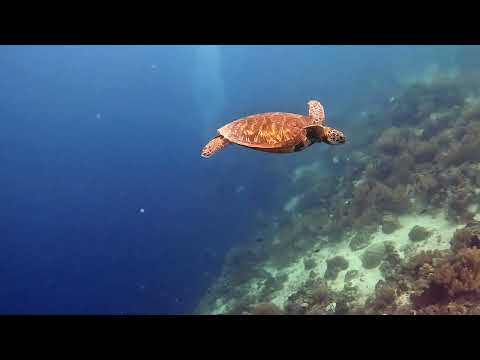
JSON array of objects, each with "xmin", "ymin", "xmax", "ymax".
[{"xmin": 306, "ymin": 126, "xmax": 326, "ymax": 143}]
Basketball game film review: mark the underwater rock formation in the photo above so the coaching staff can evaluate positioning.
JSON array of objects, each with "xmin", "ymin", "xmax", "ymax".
[
  {"xmin": 325, "ymin": 256, "xmax": 349, "ymax": 280},
  {"xmin": 361, "ymin": 242, "xmax": 387, "ymax": 269},
  {"xmin": 303, "ymin": 257, "xmax": 317, "ymax": 270},
  {"xmin": 381, "ymin": 214, "xmax": 401, "ymax": 234},
  {"xmin": 349, "ymin": 231, "xmax": 373, "ymax": 251},
  {"xmin": 408, "ymin": 225, "xmax": 432, "ymax": 242}
]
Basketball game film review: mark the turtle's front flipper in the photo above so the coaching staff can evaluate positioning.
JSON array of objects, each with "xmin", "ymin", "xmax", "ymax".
[
  {"xmin": 201, "ymin": 135, "xmax": 231, "ymax": 158},
  {"xmin": 308, "ymin": 100, "xmax": 325, "ymax": 125}
]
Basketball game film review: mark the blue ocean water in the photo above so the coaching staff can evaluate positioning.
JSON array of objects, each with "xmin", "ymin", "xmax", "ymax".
[{"xmin": 0, "ymin": 45, "xmax": 465, "ymax": 314}]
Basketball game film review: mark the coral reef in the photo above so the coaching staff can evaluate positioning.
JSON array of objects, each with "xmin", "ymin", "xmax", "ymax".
[
  {"xmin": 412, "ymin": 172, "xmax": 440, "ymax": 203},
  {"xmin": 350, "ymin": 180, "xmax": 410, "ymax": 230},
  {"xmin": 370, "ymin": 281, "xmax": 397, "ymax": 310},
  {"xmin": 415, "ymin": 302, "xmax": 480, "ymax": 315},
  {"xmin": 462, "ymin": 97, "xmax": 480, "ymax": 122},
  {"xmin": 446, "ymin": 188, "xmax": 475, "ymax": 223},
  {"xmin": 196, "ymin": 70, "xmax": 480, "ymax": 316},
  {"xmin": 431, "ymin": 248, "xmax": 480, "ymax": 297},
  {"xmin": 380, "ymin": 242, "xmax": 402, "ymax": 282},
  {"xmin": 413, "ymin": 140, "xmax": 438, "ymax": 163},
  {"xmin": 221, "ymin": 246, "xmax": 268, "ymax": 287},
  {"xmin": 344, "ymin": 270, "xmax": 359, "ymax": 283},
  {"xmin": 284, "ymin": 302, "xmax": 307, "ymax": 315},
  {"xmin": 251, "ymin": 303, "xmax": 285, "ymax": 315},
  {"xmin": 388, "ymin": 80, "xmax": 464, "ymax": 127},
  {"xmin": 364, "ymin": 226, "xmax": 480, "ymax": 315},
  {"xmin": 375, "ymin": 128, "xmax": 414, "ymax": 155},
  {"xmin": 451, "ymin": 221, "xmax": 480, "ymax": 252},
  {"xmin": 257, "ymin": 272, "xmax": 289, "ymax": 300}
]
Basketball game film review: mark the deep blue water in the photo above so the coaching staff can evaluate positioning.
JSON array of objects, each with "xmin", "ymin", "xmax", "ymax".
[{"xmin": 0, "ymin": 45, "xmax": 464, "ymax": 314}]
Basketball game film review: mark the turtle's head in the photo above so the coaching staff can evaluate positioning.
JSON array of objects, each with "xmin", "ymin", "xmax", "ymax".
[{"xmin": 323, "ymin": 127, "xmax": 346, "ymax": 145}]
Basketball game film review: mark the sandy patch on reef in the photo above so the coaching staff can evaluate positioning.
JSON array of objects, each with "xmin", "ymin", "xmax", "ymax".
[
  {"xmin": 383, "ymin": 211, "xmax": 462, "ymax": 258},
  {"xmin": 261, "ymin": 235, "xmax": 383, "ymax": 308},
  {"xmin": 292, "ymin": 161, "xmax": 324, "ymax": 183},
  {"xmin": 208, "ymin": 211, "xmax": 464, "ymax": 314},
  {"xmin": 257, "ymin": 211, "xmax": 462, "ymax": 310}
]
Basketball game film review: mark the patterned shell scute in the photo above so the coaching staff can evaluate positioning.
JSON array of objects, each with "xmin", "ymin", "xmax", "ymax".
[{"xmin": 218, "ymin": 112, "xmax": 310, "ymax": 149}]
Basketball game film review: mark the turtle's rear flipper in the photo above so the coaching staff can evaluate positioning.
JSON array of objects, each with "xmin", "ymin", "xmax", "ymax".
[{"xmin": 201, "ymin": 135, "xmax": 231, "ymax": 158}]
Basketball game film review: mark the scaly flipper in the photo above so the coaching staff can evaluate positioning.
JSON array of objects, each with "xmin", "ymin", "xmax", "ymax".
[
  {"xmin": 201, "ymin": 135, "xmax": 231, "ymax": 158},
  {"xmin": 308, "ymin": 100, "xmax": 325, "ymax": 126}
]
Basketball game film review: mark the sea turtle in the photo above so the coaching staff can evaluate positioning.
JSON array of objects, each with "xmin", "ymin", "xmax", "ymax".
[{"xmin": 201, "ymin": 100, "xmax": 346, "ymax": 158}]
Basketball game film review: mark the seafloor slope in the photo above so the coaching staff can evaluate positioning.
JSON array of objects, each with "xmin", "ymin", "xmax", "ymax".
[{"xmin": 197, "ymin": 70, "xmax": 480, "ymax": 315}]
